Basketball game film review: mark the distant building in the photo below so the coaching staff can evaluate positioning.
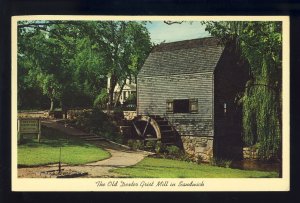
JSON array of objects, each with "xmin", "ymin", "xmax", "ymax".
[{"xmin": 107, "ymin": 76, "xmax": 136, "ymax": 105}]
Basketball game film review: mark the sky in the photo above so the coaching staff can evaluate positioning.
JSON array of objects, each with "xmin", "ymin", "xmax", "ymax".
[{"xmin": 145, "ymin": 21, "xmax": 210, "ymax": 44}]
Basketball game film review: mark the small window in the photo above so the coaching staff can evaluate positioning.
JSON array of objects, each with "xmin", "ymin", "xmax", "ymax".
[
  {"xmin": 166, "ymin": 99, "xmax": 198, "ymax": 113},
  {"xmin": 173, "ymin": 99, "xmax": 190, "ymax": 113},
  {"xmin": 166, "ymin": 99, "xmax": 173, "ymax": 113},
  {"xmin": 189, "ymin": 99, "xmax": 198, "ymax": 113}
]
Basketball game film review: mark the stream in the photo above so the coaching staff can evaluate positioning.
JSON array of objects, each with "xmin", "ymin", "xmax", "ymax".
[{"xmin": 230, "ymin": 160, "xmax": 280, "ymax": 172}]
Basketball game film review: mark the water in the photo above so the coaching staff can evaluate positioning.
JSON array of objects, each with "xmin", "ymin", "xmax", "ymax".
[{"xmin": 230, "ymin": 160, "xmax": 280, "ymax": 172}]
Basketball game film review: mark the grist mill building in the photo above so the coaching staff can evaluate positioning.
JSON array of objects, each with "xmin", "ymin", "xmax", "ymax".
[{"xmin": 136, "ymin": 37, "xmax": 249, "ymax": 161}]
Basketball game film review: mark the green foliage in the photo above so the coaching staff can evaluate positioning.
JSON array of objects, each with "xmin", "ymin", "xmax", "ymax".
[
  {"xmin": 210, "ymin": 157, "xmax": 232, "ymax": 168},
  {"xmin": 145, "ymin": 140, "xmax": 156, "ymax": 150},
  {"xmin": 91, "ymin": 21, "xmax": 152, "ymax": 108},
  {"xmin": 127, "ymin": 139, "xmax": 136, "ymax": 150},
  {"xmin": 127, "ymin": 139, "xmax": 144, "ymax": 150},
  {"xmin": 17, "ymin": 20, "xmax": 151, "ymax": 111},
  {"xmin": 195, "ymin": 154, "xmax": 204, "ymax": 164},
  {"xmin": 122, "ymin": 93, "xmax": 137, "ymax": 110},
  {"xmin": 165, "ymin": 145, "xmax": 182, "ymax": 157},
  {"xmin": 154, "ymin": 141, "xmax": 166, "ymax": 154},
  {"xmin": 151, "ymin": 143, "xmax": 194, "ymax": 162},
  {"xmin": 134, "ymin": 140, "xmax": 144, "ymax": 150},
  {"xmin": 70, "ymin": 108, "xmax": 120, "ymax": 142},
  {"xmin": 203, "ymin": 21, "xmax": 282, "ymax": 160},
  {"xmin": 93, "ymin": 89, "xmax": 109, "ymax": 109}
]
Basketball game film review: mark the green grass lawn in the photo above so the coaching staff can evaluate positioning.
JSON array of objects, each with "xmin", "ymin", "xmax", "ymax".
[
  {"xmin": 18, "ymin": 127, "xmax": 110, "ymax": 166},
  {"xmin": 112, "ymin": 157, "xmax": 279, "ymax": 178}
]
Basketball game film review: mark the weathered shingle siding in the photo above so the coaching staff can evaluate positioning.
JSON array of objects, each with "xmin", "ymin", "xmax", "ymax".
[
  {"xmin": 137, "ymin": 37, "xmax": 226, "ymax": 138},
  {"xmin": 137, "ymin": 72, "xmax": 214, "ymax": 137},
  {"xmin": 139, "ymin": 46, "xmax": 224, "ymax": 77}
]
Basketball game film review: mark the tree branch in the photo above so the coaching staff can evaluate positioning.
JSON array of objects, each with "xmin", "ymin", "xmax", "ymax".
[
  {"xmin": 246, "ymin": 83, "xmax": 277, "ymax": 91},
  {"xmin": 18, "ymin": 21, "xmax": 79, "ymax": 29},
  {"xmin": 164, "ymin": 21, "xmax": 183, "ymax": 25}
]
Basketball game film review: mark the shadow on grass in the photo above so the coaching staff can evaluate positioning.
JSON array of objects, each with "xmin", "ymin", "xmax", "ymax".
[
  {"xmin": 20, "ymin": 126, "xmax": 97, "ymax": 149},
  {"xmin": 136, "ymin": 164, "xmax": 202, "ymax": 171}
]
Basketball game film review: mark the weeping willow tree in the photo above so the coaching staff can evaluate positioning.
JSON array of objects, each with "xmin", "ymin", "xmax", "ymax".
[{"xmin": 203, "ymin": 21, "xmax": 282, "ymax": 160}]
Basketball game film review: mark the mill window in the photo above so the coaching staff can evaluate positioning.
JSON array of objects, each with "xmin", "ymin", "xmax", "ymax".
[{"xmin": 166, "ymin": 99, "xmax": 198, "ymax": 113}]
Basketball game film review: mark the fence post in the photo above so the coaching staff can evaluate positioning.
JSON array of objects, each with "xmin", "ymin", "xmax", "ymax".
[{"xmin": 37, "ymin": 119, "xmax": 41, "ymax": 142}]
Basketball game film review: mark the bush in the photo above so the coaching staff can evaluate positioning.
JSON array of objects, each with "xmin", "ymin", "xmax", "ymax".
[
  {"xmin": 93, "ymin": 89, "xmax": 108, "ymax": 109},
  {"xmin": 127, "ymin": 139, "xmax": 135, "ymax": 150},
  {"xmin": 179, "ymin": 153, "xmax": 193, "ymax": 162},
  {"xmin": 127, "ymin": 139, "xmax": 144, "ymax": 151},
  {"xmin": 118, "ymin": 93, "xmax": 136, "ymax": 111},
  {"xmin": 210, "ymin": 157, "xmax": 232, "ymax": 168},
  {"xmin": 155, "ymin": 141, "xmax": 166, "ymax": 154},
  {"xmin": 195, "ymin": 154, "xmax": 203, "ymax": 164},
  {"xmin": 134, "ymin": 140, "xmax": 144, "ymax": 150},
  {"xmin": 69, "ymin": 108, "xmax": 120, "ymax": 142},
  {"xmin": 110, "ymin": 107, "xmax": 124, "ymax": 122},
  {"xmin": 123, "ymin": 93, "xmax": 136, "ymax": 105},
  {"xmin": 166, "ymin": 145, "xmax": 182, "ymax": 157},
  {"xmin": 151, "ymin": 145, "xmax": 193, "ymax": 162},
  {"xmin": 145, "ymin": 140, "xmax": 156, "ymax": 150},
  {"xmin": 149, "ymin": 144, "xmax": 205, "ymax": 164}
]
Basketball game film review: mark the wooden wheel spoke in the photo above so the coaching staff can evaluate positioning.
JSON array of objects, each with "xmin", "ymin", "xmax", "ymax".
[
  {"xmin": 141, "ymin": 117, "xmax": 151, "ymax": 138},
  {"xmin": 132, "ymin": 121, "xmax": 142, "ymax": 137}
]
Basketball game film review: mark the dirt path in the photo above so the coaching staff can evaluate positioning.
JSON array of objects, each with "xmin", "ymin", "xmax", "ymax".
[
  {"xmin": 18, "ymin": 120, "xmax": 152, "ymax": 178},
  {"xmin": 42, "ymin": 119, "xmax": 90, "ymax": 137}
]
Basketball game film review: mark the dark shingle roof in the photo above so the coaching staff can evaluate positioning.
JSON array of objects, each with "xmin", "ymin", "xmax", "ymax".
[{"xmin": 139, "ymin": 37, "xmax": 224, "ymax": 77}]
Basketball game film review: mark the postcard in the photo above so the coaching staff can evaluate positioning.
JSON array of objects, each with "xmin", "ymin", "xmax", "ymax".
[{"xmin": 12, "ymin": 15, "xmax": 290, "ymax": 191}]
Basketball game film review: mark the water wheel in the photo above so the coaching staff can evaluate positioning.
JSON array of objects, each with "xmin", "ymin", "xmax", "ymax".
[{"xmin": 131, "ymin": 115, "xmax": 179, "ymax": 145}]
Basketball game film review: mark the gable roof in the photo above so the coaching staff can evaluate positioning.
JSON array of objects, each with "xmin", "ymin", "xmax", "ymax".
[{"xmin": 138, "ymin": 37, "xmax": 224, "ymax": 77}]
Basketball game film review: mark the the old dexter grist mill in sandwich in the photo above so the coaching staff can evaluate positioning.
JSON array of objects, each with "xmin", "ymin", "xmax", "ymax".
[{"xmin": 134, "ymin": 37, "xmax": 249, "ymax": 162}]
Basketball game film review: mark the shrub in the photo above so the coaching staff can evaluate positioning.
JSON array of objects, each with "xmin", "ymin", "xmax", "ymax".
[
  {"xmin": 145, "ymin": 140, "xmax": 156, "ymax": 151},
  {"xmin": 155, "ymin": 141, "xmax": 166, "ymax": 154},
  {"xmin": 127, "ymin": 139, "xmax": 144, "ymax": 151},
  {"xmin": 70, "ymin": 108, "xmax": 120, "ymax": 142},
  {"xmin": 166, "ymin": 145, "xmax": 182, "ymax": 157},
  {"xmin": 108, "ymin": 107, "xmax": 124, "ymax": 123},
  {"xmin": 133, "ymin": 140, "xmax": 144, "ymax": 150},
  {"xmin": 195, "ymin": 154, "xmax": 203, "ymax": 164},
  {"xmin": 127, "ymin": 139, "xmax": 135, "ymax": 150},
  {"xmin": 93, "ymin": 89, "xmax": 108, "ymax": 109},
  {"xmin": 123, "ymin": 93, "xmax": 137, "ymax": 110},
  {"xmin": 179, "ymin": 153, "xmax": 192, "ymax": 162},
  {"xmin": 210, "ymin": 157, "xmax": 232, "ymax": 168}
]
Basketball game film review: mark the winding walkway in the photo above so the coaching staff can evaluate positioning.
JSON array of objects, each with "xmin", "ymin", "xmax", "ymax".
[{"xmin": 18, "ymin": 120, "xmax": 152, "ymax": 178}]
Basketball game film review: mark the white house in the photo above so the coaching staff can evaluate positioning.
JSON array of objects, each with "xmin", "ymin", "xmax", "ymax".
[{"xmin": 107, "ymin": 76, "xmax": 136, "ymax": 104}]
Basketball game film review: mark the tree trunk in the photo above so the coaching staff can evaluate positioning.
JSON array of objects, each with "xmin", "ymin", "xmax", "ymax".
[
  {"xmin": 114, "ymin": 80, "xmax": 126, "ymax": 108},
  {"xmin": 108, "ymin": 74, "xmax": 117, "ymax": 112},
  {"xmin": 50, "ymin": 98, "xmax": 54, "ymax": 111},
  {"xmin": 61, "ymin": 101, "xmax": 67, "ymax": 119}
]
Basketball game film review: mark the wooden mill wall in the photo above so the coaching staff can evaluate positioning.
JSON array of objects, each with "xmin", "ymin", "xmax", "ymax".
[
  {"xmin": 213, "ymin": 44, "xmax": 249, "ymax": 159},
  {"xmin": 137, "ymin": 72, "xmax": 214, "ymax": 137}
]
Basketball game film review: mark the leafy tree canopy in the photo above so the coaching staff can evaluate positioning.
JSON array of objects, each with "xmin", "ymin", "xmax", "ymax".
[{"xmin": 18, "ymin": 20, "xmax": 152, "ymax": 111}]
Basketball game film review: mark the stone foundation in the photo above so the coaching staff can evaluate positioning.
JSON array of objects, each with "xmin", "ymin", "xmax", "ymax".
[
  {"xmin": 181, "ymin": 136, "xmax": 213, "ymax": 162},
  {"xmin": 123, "ymin": 111, "xmax": 137, "ymax": 120},
  {"xmin": 67, "ymin": 109, "xmax": 92, "ymax": 119}
]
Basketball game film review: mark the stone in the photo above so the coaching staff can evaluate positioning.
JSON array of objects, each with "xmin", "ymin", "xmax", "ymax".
[
  {"xmin": 206, "ymin": 139, "xmax": 213, "ymax": 146},
  {"xmin": 180, "ymin": 135, "xmax": 215, "ymax": 163},
  {"xmin": 195, "ymin": 146, "xmax": 205, "ymax": 153}
]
